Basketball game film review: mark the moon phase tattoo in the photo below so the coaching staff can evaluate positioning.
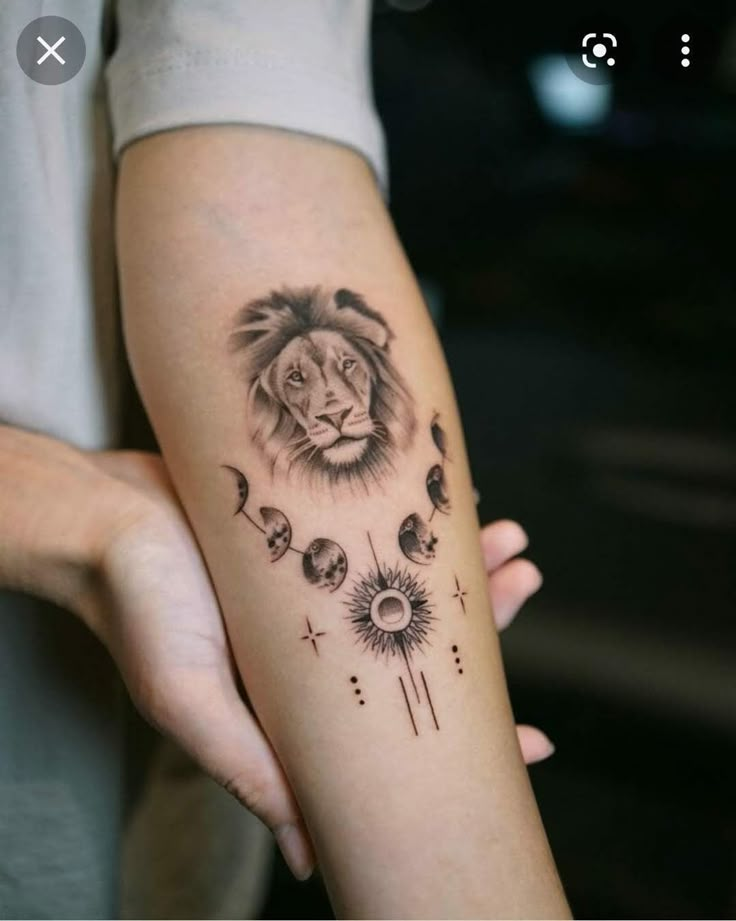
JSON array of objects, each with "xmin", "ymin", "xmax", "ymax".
[
  {"xmin": 426, "ymin": 413, "xmax": 450, "ymax": 519},
  {"xmin": 397, "ymin": 411, "xmax": 450, "ymax": 566},
  {"xmin": 223, "ymin": 465, "xmax": 347, "ymax": 592},
  {"xmin": 260, "ymin": 507, "xmax": 292, "ymax": 561},
  {"xmin": 430, "ymin": 412, "xmax": 449, "ymax": 460},
  {"xmin": 229, "ymin": 286, "xmax": 416, "ymax": 491},
  {"xmin": 398, "ymin": 513, "xmax": 437, "ymax": 565},
  {"xmin": 303, "ymin": 539, "xmax": 348, "ymax": 592}
]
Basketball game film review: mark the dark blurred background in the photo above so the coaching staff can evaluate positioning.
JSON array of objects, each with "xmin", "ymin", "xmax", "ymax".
[{"xmin": 262, "ymin": 1, "xmax": 736, "ymax": 918}]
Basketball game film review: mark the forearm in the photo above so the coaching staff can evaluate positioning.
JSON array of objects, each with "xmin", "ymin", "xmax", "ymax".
[{"xmin": 117, "ymin": 126, "xmax": 568, "ymax": 919}]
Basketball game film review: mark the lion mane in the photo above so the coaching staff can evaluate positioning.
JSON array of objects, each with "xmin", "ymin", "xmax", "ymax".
[{"xmin": 230, "ymin": 286, "xmax": 416, "ymax": 490}]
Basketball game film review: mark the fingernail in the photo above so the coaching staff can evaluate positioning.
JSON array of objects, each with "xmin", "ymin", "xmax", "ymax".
[
  {"xmin": 275, "ymin": 823, "xmax": 314, "ymax": 881},
  {"xmin": 534, "ymin": 736, "xmax": 556, "ymax": 763},
  {"xmin": 512, "ymin": 520, "xmax": 528, "ymax": 543}
]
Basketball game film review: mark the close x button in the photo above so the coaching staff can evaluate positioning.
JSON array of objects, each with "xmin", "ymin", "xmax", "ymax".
[{"xmin": 16, "ymin": 16, "xmax": 86, "ymax": 85}]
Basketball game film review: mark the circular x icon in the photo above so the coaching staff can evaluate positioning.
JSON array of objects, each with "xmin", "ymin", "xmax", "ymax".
[
  {"xmin": 37, "ymin": 36, "xmax": 67, "ymax": 66},
  {"xmin": 17, "ymin": 16, "xmax": 86, "ymax": 85}
]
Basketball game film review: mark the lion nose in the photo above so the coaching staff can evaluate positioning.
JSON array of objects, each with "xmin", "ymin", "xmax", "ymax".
[{"xmin": 317, "ymin": 407, "xmax": 351, "ymax": 431}]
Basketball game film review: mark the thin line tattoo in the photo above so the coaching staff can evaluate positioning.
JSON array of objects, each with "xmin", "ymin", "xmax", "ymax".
[
  {"xmin": 421, "ymin": 671, "xmax": 440, "ymax": 731},
  {"xmin": 399, "ymin": 675, "xmax": 418, "ymax": 736}
]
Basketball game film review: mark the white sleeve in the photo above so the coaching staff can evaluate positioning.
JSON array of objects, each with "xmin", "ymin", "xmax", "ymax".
[{"xmin": 105, "ymin": 0, "xmax": 387, "ymax": 189}]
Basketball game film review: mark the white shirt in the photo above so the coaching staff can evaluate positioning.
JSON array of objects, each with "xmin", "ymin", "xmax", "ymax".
[{"xmin": 0, "ymin": 0, "xmax": 386, "ymax": 449}]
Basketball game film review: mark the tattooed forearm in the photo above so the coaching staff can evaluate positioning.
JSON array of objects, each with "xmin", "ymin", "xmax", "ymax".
[{"xmin": 118, "ymin": 125, "xmax": 569, "ymax": 917}]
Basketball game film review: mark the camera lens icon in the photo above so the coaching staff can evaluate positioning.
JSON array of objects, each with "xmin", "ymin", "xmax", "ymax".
[{"xmin": 582, "ymin": 32, "xmax": 617, "ymax": 68}]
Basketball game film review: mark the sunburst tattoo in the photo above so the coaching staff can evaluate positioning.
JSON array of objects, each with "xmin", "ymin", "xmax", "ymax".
[
  {"xmin": 344, "ymin": 534, "xmax": 439, "ymax": 735},
  {"xmin": 345, "ymin": 564, "xmax": 434, "ymax": 661}
]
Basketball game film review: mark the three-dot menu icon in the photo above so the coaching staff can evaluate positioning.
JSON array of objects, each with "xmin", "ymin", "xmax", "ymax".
[{"xmin": 681, "ymin": 34, "xmax": 691, "ymax": 68}]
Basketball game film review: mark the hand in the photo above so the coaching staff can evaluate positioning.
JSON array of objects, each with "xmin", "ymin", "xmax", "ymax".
[
  {"xmin": 87, "ymin": 452, "xmax": 553, "ymax": 881},
  {"xmin": 480, "ymin": 521, "xmax": 555, "ymax": 765},
  {"xmin": 87, "ymin": 450, "xmax": 316, "ymax": 879}
]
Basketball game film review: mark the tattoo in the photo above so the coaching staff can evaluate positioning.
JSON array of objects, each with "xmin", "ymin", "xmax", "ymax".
[
  {"xmin": 427, "ymin": 464, "xmax": 450, "ymax": 517},
  {"xmin": 303, "ymin": 538, "xmax": 348, "ymax": 592},
  {"xmin": 350, "ymin": 675, "xmax": 366, "ymax": 706},
  {"xmin": 430, "ymin": 412, "xmax": 449, "ymax": 461},
  {"xmin": 451, "ymin": 575, "xmax": 468, "ymax": 614},
  {"xmin": 421, "ymin": 671, "xmax": 440, "ymax": 730},
  {"xmin": 223, "ymin": 288, "xmax": 467, "ymax": 734},
  {"xmin": 300, "ymin": 617, "xmax": 326, "ymax": 656},
  {"xmin": 224, "ymin": 465, "xmax": 348, "ymax": 592},
  {"xmin": 427, "ymin": 412, "xmax": 451, "ymax": 520},
  {"xmin": 344, "ymin": 532, "xmax": 440, "ymax": 735},
  {"xmin": 398, "ymin": 675, "xmax": 418, "ymax": 735},
  {"xmin": 260, "ymin": 507, "xmax": 292, "ymax": 561},
  {"xmin": 345, "ymin": 552, "xmax": 434, "ymax": 662},
  {"xmin": 397, "ymin": 413, "xmax": 449, "ymax": 566},
  {"xmin": 224, "ymin": 464, "xmax": 249, "ymax": 513},
  {"xmin": 229, "ymin": 287, "xmax": 416, "ymax": 491},
  {"xmin": 398, "ymin": 513, "xmax": 438, "ymax": 565}
]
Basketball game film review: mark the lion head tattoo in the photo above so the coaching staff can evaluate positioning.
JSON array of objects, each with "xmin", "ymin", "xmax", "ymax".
[{"xmin": 230, "ymin": 287, "xmax": 416, "ymax": 489}]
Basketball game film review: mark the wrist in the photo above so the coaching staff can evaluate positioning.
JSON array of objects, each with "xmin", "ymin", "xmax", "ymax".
[{"xmin": 0, "ymin": 426, "xmax": 131, "ymax": 629}]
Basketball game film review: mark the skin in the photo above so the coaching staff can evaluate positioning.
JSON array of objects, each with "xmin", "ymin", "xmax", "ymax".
[
  {"xmin": 0, "ymin": 422, "xmax": 552, "ymax": 879},
  {"xmin": 116, "ymin": 125, "xmax": 570, "ymax": 918}
]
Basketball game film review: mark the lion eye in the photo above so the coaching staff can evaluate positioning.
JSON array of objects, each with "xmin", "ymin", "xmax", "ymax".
[
  {"xmin": 342, "ymin": 358, "xmax": 356, "ymax": 372},
  {"xmin": 286, "ymin": 370, "xmax": 304, "ymax": 385}
]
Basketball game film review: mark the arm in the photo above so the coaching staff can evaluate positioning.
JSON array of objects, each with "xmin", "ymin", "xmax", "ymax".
[
  {"xmin": 117, "ymin": 126, "xmax": 568, "ymax": 919},
  {"xmin": 0, "ymin": 423, "xmax": 551, "ymax": 886}
]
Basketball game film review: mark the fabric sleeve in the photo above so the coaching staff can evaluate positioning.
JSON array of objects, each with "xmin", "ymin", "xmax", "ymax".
[{"xmin": 105, "ymin": 0, "xmax": 387, "ymax": 189}]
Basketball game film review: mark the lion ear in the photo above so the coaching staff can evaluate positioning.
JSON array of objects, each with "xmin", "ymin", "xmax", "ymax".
[{"xmin": 333, "ymin": 288, "xmax": 390, "ymax": 349}]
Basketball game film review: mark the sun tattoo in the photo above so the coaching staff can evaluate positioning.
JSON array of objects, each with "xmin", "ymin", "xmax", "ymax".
[
  {"xmin": 345, "ymin": 564, "xmax": 434, "ymax": 661},
  {"xmin": 229, "ymin": 286, "xmax": 416, "ymax": 491}
]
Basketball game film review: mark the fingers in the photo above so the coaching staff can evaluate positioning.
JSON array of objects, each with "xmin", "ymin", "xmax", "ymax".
[
  {"xmin": 142, "ymin": 672, "xmax": 316, "ymax": 881},
  {"xmin": 480, "ymin": 520, "xmax": 529, "ymax": 573},
  {"xmin": 516, "ymin": 724, "xmax": 555, "ymax": 764},
  {"xmin": 488, "ymin": 557, "xmax": 543, "ymax": 631},
  {"xmin": 482, "ymin": 523, "xmax": 552, "ymax": 765},
  {"xmin": 480, "ymin": 520, "xmax": 541, "ymax": 630}
]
